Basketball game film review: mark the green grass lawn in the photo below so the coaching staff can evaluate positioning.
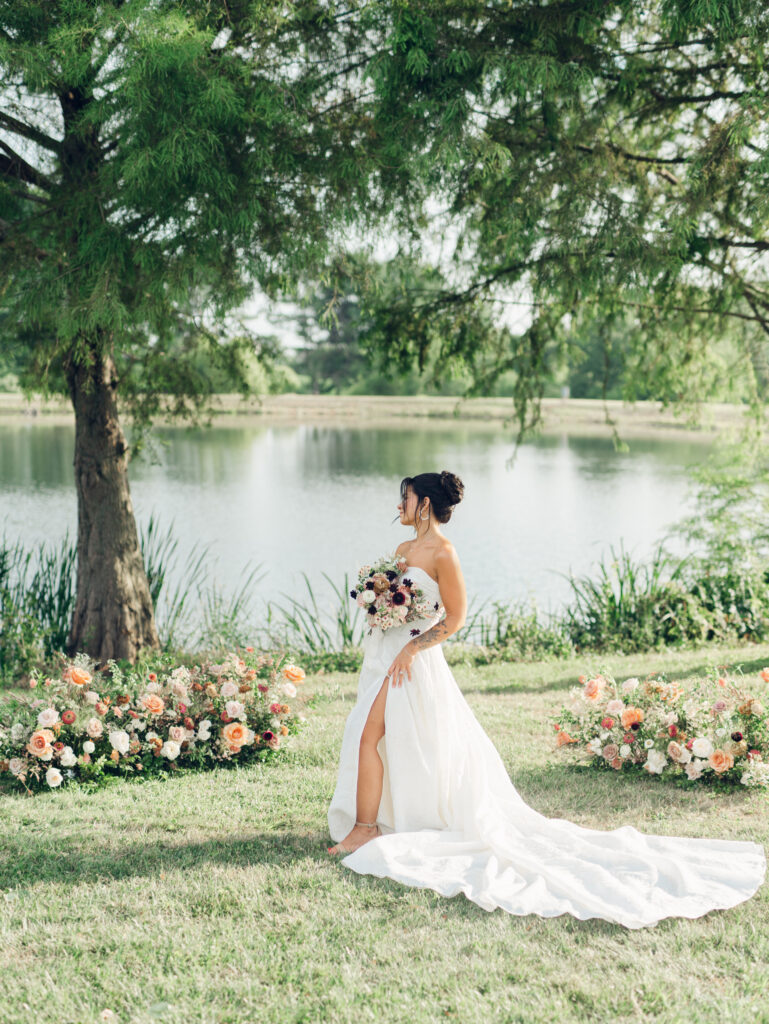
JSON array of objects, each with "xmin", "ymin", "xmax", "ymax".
[{"xmin": 1, "ymin": 643, "xmax": 768, "ymax": 1024}]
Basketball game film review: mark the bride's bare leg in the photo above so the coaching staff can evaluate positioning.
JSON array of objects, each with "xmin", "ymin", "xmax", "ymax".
[{"xmin": 328, "ymin": 677, "xmax": 387, "ymax": 855}]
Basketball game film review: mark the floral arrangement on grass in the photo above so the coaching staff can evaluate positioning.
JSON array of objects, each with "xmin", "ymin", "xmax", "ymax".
[
  {"xmin": 0, "ymin": 648, "xmax": 307, "ymax": 792},
  {"xmin": 350, "ymin": 553, "xmax": 442, "ymax": 635},
  {"xmin": 553, "ymin": 667, "xmax": 769, "ymax": 788}
]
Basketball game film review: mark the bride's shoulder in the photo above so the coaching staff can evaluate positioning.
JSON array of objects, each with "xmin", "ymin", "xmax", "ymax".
[{"xmin": 434, "ymin": 543, "xmax": 462, "ymax": 578}]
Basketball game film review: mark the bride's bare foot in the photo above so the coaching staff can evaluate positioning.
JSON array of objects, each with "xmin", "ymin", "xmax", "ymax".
[{"xmin": 327, "ymin": 822, "xmax": 381, "ymax": 856}]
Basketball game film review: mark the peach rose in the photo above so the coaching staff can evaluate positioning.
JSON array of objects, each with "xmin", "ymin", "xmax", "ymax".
[
  {"xmin": 556, "ymin": 731, "xmax": 576, "ymax": 747},
  {"xmin": 709, "ymin": 749, "xmax": 734, "ymax": 774},
  {"xmin": 583, "ymin": 678, "xmax": 604, "ymax": 700},
  {"xmin": 282, "ymin": 664, "xmax": 306, "ymax": 684},
  {"xmin": 621, "ymin": 707, "xmax": 644, "ymax": 730},
  {"xmin": 610, "ymin": 757, "xmax": 624, "ymax": 771},
  {"xmin": 68, "ymin": 666, "xmax": 92, "ymax": 686},
  {"xmin": 141, "ymin": 693, "xmax": 165, "ymax": 715},
  {"xmin": 26, "ymin": 728, "xmax": 55, "ymax": 758},
  {"xmin": 222, "ymin": 721, "xmax": 248, "ymax": 750},
  {"xmin": 86, "ymin": 717, "xmax": 104, "ymax": 739},
  {"xmin": 760, "ymin": 668, "xmax": 769, "ymax": 683}
]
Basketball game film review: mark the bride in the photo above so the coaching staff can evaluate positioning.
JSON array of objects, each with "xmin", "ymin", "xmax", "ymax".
[{"xmin": 326, "ymin": 471, "xmax": 766, "ymax": 928}]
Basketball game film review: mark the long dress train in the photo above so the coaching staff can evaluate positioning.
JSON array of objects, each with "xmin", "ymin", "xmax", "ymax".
[{"xmin": 327, "ymin": 566, "xmax": 766, "ymax": 929}]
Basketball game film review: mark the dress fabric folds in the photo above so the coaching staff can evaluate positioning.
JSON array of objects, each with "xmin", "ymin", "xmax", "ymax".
[{"xmin": 327, "ymin": 567, "xmax": 766, "ymax": 928}]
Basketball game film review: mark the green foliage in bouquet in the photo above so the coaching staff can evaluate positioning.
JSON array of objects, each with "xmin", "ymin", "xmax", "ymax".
[
  {"xmin": 0, "ymin": 650, "xmax": 308, "ymax": 793},
  {"xmin": 553, "ymin": 668, "xmax": 769, "ymax": 790}
]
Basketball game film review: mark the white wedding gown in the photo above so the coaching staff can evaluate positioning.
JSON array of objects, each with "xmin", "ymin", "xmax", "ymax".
[{"xmin": 328, "ymin": 566, "xmax": 766, "ymax": 928}]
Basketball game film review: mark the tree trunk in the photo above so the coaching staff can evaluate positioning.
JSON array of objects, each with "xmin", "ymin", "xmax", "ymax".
[{"xmin": 66, "ymin": 346, "xmax": 159, "ymax": 662}]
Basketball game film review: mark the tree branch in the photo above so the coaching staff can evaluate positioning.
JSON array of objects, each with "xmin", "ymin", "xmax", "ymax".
[
  {"xmin": 0, "ymin": 142, "xmax": 53, "ymax": 190},
  {"xmin": 0, "ymin": 111, "xmax": 62, "ymax": 153}
]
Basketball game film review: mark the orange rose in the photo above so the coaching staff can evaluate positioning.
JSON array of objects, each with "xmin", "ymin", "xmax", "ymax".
[
  {"xmin": 282, "ymin": 664, "xmax": 306, "ymax": 684},
  {"xmin": 610, "ymin": 757, "xmax": 624, "ymax": 771},
  {"xmin": 141, "ymin": 693, "xmax": 165, "ymax": 715},
  {"xmin": 280, "ymin": 726, "xmax": 289, "ymax": 736},
  {"xmin": 26, "ymin": 728, "xmax": 55, "ymax": 758},
  {"xmin": 760, "ymin": 668, "xmax": 769, "ymax": 683},
  {"xmin": 556, "ymin": 731, "xmax": 576, "ymax": 747},
  {"xmin": 583, "ymin": 678, "xmax": 603, "ymax": 700},
  {"xmin": 709, "ymin": 749, "xmax": 734, "ymax": 774},
  {"xmin": 68, "ymin": 666, "xmax": 92, "ymax": 687},
  {"xmin": 222, "ymin": 721, "xmax": 247, "ymax": 750},
  {"xmin": 621, "ymin": 707, "xmax": 644, "ymax": 730}
]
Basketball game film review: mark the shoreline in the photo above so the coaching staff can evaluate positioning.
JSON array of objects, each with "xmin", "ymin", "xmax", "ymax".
[{"xmin": 0, "ymin": 392, "xmax": 760, "ymax": 440}]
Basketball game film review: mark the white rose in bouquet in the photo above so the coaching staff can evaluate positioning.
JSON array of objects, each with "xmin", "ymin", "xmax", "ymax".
[
  {"xmin": 82, "ymin": 740, "xmax": 95, "ymax": 754},
  {"xmin": 621, "ymin": 678, "xmax": 639, "ymax": 694},
  {"xmin": 197, "ymin": 719, "xmax": 212, "ymax": 741},
  {"xmin": 109, "ymin": 730, "xmax": 130, "ymax": 755},
  {"xmin": 45, "ymin": 767, "xmax": 63, "ymax": 788},
  {"xmin": 60, "ymin": 746, "xmax": 77, "ymax": 767},
  {"xmin": 281, "ymin": 682, "xmax": 297, "ymax": 699},
  {"xmin": 587, "ymin": 738, "xmax": 602, "ymax": 755},
  {"xmin": 691, "ymin": 737, "xmax": 714, "ymax": 759},
  {"xmin": 10, "ymin": 723, "xmax": 25, "ymax": 743},
  {"xmin": 8, "ymin": 757, "xmax": 25, "ymax": 776},
  {"xmin": 160, "ymin": 740, "xmax": 181, "ymax": 760},
  {"xmin": 37, "ymin": 707, "xmax": 59, "ymax": 728},
  {"xmin": 644, "ymin": 749, "xmax": 667, "ymax": 775},
  {"xmin": 220, "ymin": 681, "xmax": 239, "ymax": 698},
  {"xmin": 225, "ymin": 700, "xmax": 245, "ymax": 720},
  {"xmin": 361, "ymin": 590, "xmax": 377, "ymax": 604},
  {"xmin": 685, "ymin": 759, "xmax": 706, "ymax": 781},
  {"xmin": 84, "ymin": 690, "xmax": 99, "ymax": 704}
]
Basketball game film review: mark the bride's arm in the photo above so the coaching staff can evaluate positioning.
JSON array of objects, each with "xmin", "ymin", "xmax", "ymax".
[{"xmin": 406, "ymin": 548, "xmax": 467, "ymax": 654}]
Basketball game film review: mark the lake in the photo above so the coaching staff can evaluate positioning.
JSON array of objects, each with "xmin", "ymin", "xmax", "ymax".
[{"xmin": 0, "ymin": 417, "xmax": 708, "ymax": 628}]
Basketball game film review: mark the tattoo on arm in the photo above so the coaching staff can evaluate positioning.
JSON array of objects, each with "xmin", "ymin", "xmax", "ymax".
[{"xmin": 408, "ymin": 619, "xmax": 451, "ymax": 653}]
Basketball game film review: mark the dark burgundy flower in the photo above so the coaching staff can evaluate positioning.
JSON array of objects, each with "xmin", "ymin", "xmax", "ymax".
[
  {"xmin": 367, "ymin": 605, "xmax": 377, "ymax": 615},
  {"xmin": 365, "ymin": 580, "xmax": 375, "ymax": 590},
  {"xmin": 349, "ymin": 590, "xmax": 357, "ymax": 598},
  {"xmin": 368, "ymin": 571, "xmax": 375, "ymax": 577},
  {"xmin": 631, "ymin": 722, "xmax": 641, "ymax": 731},
  {"xmin": 732, "ymin": 731, "xmax": 744, "ymax": 742},
  {"xmin": 402, "ymin": 577, "xmax": 412, "ymax": 587},
  {"xmin": 410, "ymin": 628, "xmax": 421, "ymax": 636},
  {"xmin": 262, "ymin": 731, "xmax": 275, "ymax": 741},
  {"xmin": 392, "ymin": 591, "xmax": 406, "ymax": 605},
  {"xmin": 433, "ymin": 602, "xmax": 439, "ymax": 610},
  {"xmin": 389, "ymin": 583, "xmax": 399, "ymax": 593},
  {"xmin": 385, "ymin": 570, "xmax": 397, "ymax": 580}
]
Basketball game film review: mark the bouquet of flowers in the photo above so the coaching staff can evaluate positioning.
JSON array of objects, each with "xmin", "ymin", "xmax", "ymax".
[
  {"xmin": 350, "ymin": 553, "xmax": 442, "ymax": 634},
  {"xmin": 553, "ymin": 667, "xmax": 769, "ymax": 788},
  {"xmin": 0, "ymin": 648, "xmax": 308, "ymax": 792}
]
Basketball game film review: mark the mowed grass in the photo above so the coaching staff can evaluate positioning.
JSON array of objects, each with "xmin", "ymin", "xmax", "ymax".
[{"xmin": 1, "ymin": 644, "xmax": 769, "ymax": 1024}]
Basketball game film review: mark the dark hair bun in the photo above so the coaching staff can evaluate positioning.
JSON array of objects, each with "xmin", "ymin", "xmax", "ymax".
[{"xmin": 439, "ymin": 470, "xmax": 464, "ymax": 506}]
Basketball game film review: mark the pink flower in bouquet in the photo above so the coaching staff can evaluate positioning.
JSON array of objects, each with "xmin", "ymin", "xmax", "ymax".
[
  {"xmin": 685, "ymin": 739, "xmax": 694, "ymax": 751},
  {"xmin": 748, "ymin": 749, "xmax": 763, "ymax": 761},
  {"xmin": 112, "ymin": 706, "xmax": 124, "ymax": 719},
  {"xmin": 711, "ymin": 699, "xmax": 728, "ymax": 714},
  {"xmin": 611, "ymin": 757, "xmax": 623, "ymax": 771},
  {"xmin": 225, "ymin": 700, "xmax": 245, "ymax": 719},
  {"xmin": 601, "ymin": 717, "xmax": 615, "ymax": 730},
  {"xmin": 583, "ymin": 678, "xmax": 604, "ymax": 700},
  {"xmin": 86, "ymin": 718, "xmax": 104, "ymax": 739},
  {"xmin": 37, "ymin": 708, "xmax": 59, "ymax": 728},
  {"xmin": 61, "ymin": 709, "xmax": 76, "ymax": 725},
  {"xmin": 270, "ymin": 702, "xmax": 282, "ymax": 714},
  {"xmin": 169, "ymin": 726, "xmax": 186, "ymax": 743},
  {"xmin": 709, "ymin": 749, "xmax": 734, "ymax": 774},
  {"xmin": 605, "ymin": 699, "xmax": 624, "ymax": 715},
  {"xmin": 668, "ymin": 725, "xmax": 678, "ymax": 737},
  {"xmin": 95, "ymin": 701, "xmax": 108, "ymax": 716},
  {"xmin": 258, "ymin": 683, "xmax": 268, "ymax": 693},
  {"xmin": 177, "ymin": 702, "xmax": 187, "ymax": 714},
  {"xmin": 602, "ymin": 744, "xmax": 619, "ymax": 761},
  {"xmin": 220, "ymin": 681, "xmax": 239, "ymax": 698}
]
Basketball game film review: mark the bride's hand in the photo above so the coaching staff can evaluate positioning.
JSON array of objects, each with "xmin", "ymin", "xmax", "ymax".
[{"xmin": 386, "ymin": 649, "xmax": 415, "ymax": 688}]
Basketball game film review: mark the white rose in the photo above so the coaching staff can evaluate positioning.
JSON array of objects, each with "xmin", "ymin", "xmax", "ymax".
[
  {"xmin": 645, "ymin": 749, "xmax": 667, "ymax": 775},
  {"xmin": 86, "ymin": 717, "xmax": 104, "ymax": 739},
  {"xmin": 133, "ymin": 719, "xmax": 146, "ymax": 732},
  {"xmin": 621, "ymin": 678, "xmax": 639, "ymax": 694},
  {"xmin": 169, "ymin": 726, "xmax": 186, "ymax": 743},
  {"xmin": 39, "ymin": 747, "xmax": 53, "ymax": 762},
  {"xmin": 716, "ymin": 727, "xmax": 727, "ymax": 738},
  {"xmin": 685, "ymin": 759, "xmax": 705, "ymax": 781},
  {"xmin": 225, "ymin": 700, "xmax": 245, "ymax": 720},
  {"xmin": 160, "ymin": 740, "xmax": 181, "ymax": 760},
  {"xmin": 37, "ymin": 707, "xmax": 59, "ymax": 728},
  {"xmin": 692, "ymin": 737, "xmax": 714, "ymax": 759},
  {"xmin": 45, "ymin": 767, "xmax": 63, "ymax": 788},
  {"xmin": 361, "ymin": 590, "xmax": 377, "ymax": 604},
  {"xmin": 108, "ymin": 730, "xmax": 130, "ymax": 755},
  {"xmin": 220, "ymin": 681, "xmax": 239, "ymax": 698},
  {"xmin": 619, "ymin": 744, "xmax": 631, "ymax": 758},
  {"xmin": 197, "ymin": 719, "xmax": 212, "ymax": 741},
  {"xmin": 588, "ymin": 738, "xmax": 602, "ymax": 755},
  {"xmin": 83, "ymin": 740, "xmax": 95, "ymax": 754},
  {"xmin": 84, "ymin": 690, "xmax": 99, "ymax": 705},
  {"xmin": 171, "ymin": 680, "xmax": 188, "ymax": 699},
  {"xmin": 145, "ymin": 731, "xmax": 159, "ymax": 742},
  {"xmin": 10, "ymin": 723, "xmax": 25, "ymax": 743},
  {"xmin": 678, "ymin": 746, "xmax": 692, "ymax": 764},
  {"xmin": 599, "ymin": 731, "xmax": 610, "ymax": 741},
  {"xmin": 146, "ymin": 680, "xmax": 161, "ymax": 694},
  {"xmin": 59, "ymin": 746, "xmax": 77, "ymax": 767},
  {"xmin": 8, "ymin": 757, "xmax": 25, "ymax": 776},
  {"xmin": 184, "ymin": 729, "xmax": 196, "ymax": 741},
  {"xmin": 281, "ymin": 682, "xmax": 297, "ymax": 699}
]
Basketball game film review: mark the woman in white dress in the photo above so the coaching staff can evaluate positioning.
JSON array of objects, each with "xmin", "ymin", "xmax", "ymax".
[{"xmin": 326, "ymin": 471, "xmax": 766, "ymax": 928}]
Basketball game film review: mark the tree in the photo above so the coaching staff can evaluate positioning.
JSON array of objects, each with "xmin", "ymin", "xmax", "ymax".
[
  {"xmin": 0, "ymin": 1, "xmax": 375, "ymax": 661},
  {"xmin": 346, "ymin": 0, "xmax": 769, "ymax": 438}
]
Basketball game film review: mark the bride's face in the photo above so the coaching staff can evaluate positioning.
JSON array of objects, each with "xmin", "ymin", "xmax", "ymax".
[{"xmin": 397, "ymin": 486, "xmax": 420, "ymax": 525}]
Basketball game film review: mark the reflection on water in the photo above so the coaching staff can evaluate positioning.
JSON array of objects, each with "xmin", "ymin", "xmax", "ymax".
[{"xmin": 0, "ymin": 419, "xmax": 707, "ymax": 613}]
